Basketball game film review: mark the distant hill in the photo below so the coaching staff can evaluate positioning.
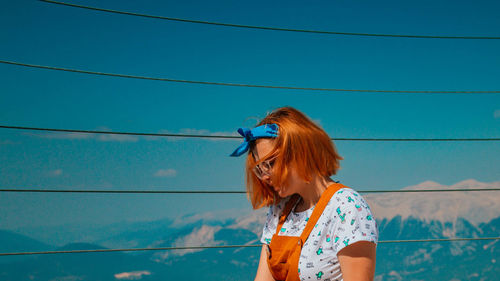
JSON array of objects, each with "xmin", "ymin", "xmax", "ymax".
[
  {"xmin": 0, "ymin": 230, "xmax": 54, "ymax": 264},
  {"xmin": 0, "ymin": 229, "xmax": 53, "ymax": 253},
  {"xmin": 2, "ymin": 179, "xmax": 499, "ymax": 280},
  {"xmin": 1, "ymin": 215, "xmax": 498, "ymax": 280},
  {"xmin": 0, "ymin": 242, "xmax": 167, "ymax": 281},
  {"xmin": 14, "ymin": 179, "xmax": 499, "ymax": 246}
]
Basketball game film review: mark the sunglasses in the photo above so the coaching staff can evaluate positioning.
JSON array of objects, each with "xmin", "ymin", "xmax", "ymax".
[{"xmin": 253, "ymin": 157, "xmax": 276, "ymax": 180}]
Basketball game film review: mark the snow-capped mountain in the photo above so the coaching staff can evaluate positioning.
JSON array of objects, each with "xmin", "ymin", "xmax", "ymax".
[
  {"xmin": 3, "ymin": 179, "xmax": 498, "ymax": 280},
  {"xmin": 2, "ymin": 214, "xmax": 499, "ymax": 281},
  {"xmin": 222, "ymin": 179, "xmax": 500, "ymax": 237},
  {"xmin": 364, "ymin": 179, "xmax": 500, "ymax": 225}
]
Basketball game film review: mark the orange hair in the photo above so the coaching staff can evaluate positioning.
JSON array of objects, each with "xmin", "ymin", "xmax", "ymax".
[{"xmin": 245, "ymin": 107, "xmax": 343, "ymax": 209}]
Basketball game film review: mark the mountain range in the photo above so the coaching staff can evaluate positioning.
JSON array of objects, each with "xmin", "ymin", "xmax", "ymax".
[
  {"xmin": 364, "ymin": 179, "xmax": 500, "ymax": 225},
  {"xmin": 1, "ymin": 179, "xmax": 498, "ymax": 280}
]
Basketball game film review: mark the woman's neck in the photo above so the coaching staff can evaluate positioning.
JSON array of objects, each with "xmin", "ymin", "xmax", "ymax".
[{"xmin": 295, "ymin": 175, "xmax": 335, "ymax": 212}]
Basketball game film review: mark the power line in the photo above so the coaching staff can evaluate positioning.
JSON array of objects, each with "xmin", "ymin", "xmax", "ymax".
[
  {"xmin": 0, "ymin": 125, "xmax": 238, "ymax": 139},
  {"xmin": 2, "ymin": 60, "xmax": 500, "ymax": 94},
  {"xmin": 0, "ymin": 188, "xmax": 245, "ymax": 194},
  {"xmin": 2, "ymin": 125, "xmax": 500, "ymax": 141},
  {"xmin": 0, "ymin": 245, "xmax": 260, "ymax": 256},
  {"xmin": 1, "ymin": 188, "xmax": 499, "ymax": 194},
  {"xmin": 1, "ymin": 237, "xmax": 499, "ymax": 256},
  {"xmin": 378, "ymin": 237, "xmax": 500, "ymax": 243},
  {"xmin": 355, "ymin": 188, "xmax": 500, "ymax": 193},
  {"xmin": 39, "ymin": 0, "xmax": 500, "ymax": 40}
]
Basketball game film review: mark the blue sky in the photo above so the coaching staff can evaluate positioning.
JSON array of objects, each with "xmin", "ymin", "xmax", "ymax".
[{"xmin": 0, "ymin": 0, "xmax": 499, "ymax": 230}]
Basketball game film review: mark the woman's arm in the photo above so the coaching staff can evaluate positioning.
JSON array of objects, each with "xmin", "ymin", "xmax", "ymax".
[
  {"xmin": 337, "ymin": 241, "xmax": 377, "ymax": 281},
  {"xmin": 254, "ymin": 245, "xmax": 276, "ymax": 281}
]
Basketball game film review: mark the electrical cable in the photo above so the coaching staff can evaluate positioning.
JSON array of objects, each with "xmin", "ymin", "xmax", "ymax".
[
  {"xmin": 2, "ymin": 60, "xmax": 500, "ymax": 94},
  {"xmin": 1, "ymin": 237, "xmax": 498, "ymax": 256},
  {"xmin": 3, "ymin": 2, "xmax": 499, "ymax": 264},
  {"xmin": 1, "ymin": 188, "xmax": 499, "ymax": 194},
  {"xmin": 39, "ymin": 0, "xmax": 500, "ymax": 40},
  {"xmin": 1, "ymin": 125, "xmax": 499, "ymax": 141}
]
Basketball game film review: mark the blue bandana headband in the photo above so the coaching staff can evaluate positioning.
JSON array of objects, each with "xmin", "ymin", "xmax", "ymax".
[{"xmin": 230, "ymin": 124, "xmax": 279, "ymax": 157}]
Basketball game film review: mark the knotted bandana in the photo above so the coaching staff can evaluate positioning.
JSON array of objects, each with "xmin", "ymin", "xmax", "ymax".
[{"xmin": 230, "ymin": 124, "xmax": 279, "ymax": 157}]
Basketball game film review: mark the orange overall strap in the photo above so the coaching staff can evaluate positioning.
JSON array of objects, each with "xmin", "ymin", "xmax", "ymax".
[
  {"xmin": 275, "ymin": 195, "xmax": 301, "ymax": 235},
  {"xmin": 299, "ymin": 183, "xmax": 347, "ymax": 243}
]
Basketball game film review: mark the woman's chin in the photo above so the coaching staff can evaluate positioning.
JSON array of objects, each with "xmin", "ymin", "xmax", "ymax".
[{"xmin": 276, "ymin": 188, "xmax": 289, "ymax": 198}]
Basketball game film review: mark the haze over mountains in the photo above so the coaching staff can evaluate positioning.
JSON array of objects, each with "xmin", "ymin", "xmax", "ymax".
[
  {"xmin": 1, "ymin": 179, "xmax": 499, "ymax": 280},
  {"xmin": 8, "ymin": 179, "xmax": 500, "ymax": 249}
]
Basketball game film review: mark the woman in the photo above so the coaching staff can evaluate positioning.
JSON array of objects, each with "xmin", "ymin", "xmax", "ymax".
[{"xmin": 231, "ymin": 107, "xmax": 378, "ymax": 281}]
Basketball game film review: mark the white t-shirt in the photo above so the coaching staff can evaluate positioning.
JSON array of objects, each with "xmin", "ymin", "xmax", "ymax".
[{"xmin": 260, "ymin": 187, "xmax": 378, "ymax": 281}]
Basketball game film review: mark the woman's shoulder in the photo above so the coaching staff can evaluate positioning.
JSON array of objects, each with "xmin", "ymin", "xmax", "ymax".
[
  {"xmin": 330, "ymin": 185, "xmax": 364, "ymax": 200},
  {"xmin": 333, "ymin": 186, "xmax": 363, "ymax": 200},
  {"xmin": 327, "ymin": 186, "xmax": 373, "ymax": 214}
]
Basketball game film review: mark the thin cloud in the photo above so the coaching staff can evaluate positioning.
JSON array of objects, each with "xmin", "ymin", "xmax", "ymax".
[
  {"xmin": 96, "ymin": 134, "xmax": 138, "ymax": 142},
  {"xmin": 27, "ymin": 131, "xmax": 93, "ymax": 140},
  {"xmin": 89, "ymin": 126, "xmax": 139, "ymax": 142},
  {"xmin": 180, "ymin": 128, "xmax": 240, "ymax": 141},
  {"xmin": 144, "ymin": 128, "xmax": 240, "ymax": 142},
  {"xmin": 25, "ymin": 127, "xmax": 238, "ymax": 142},
  {"xmin": 494, "ymin": 109, "xmax": 500, "ymax": 119},
  {"xmin": 114, "ymin": 271, "xmax": 151, "ymax": 280},
  {"xmin": 154, "ymin": 225, "xmax": 222, "ymax": 261},
  {"xmin": 154, "ymin": 169, "xmax": 177, "ymax": 178},
  {"xmin": 48, "ymin": 169, "xmax": 63, "ymax": 177},
  {"xmin": 312, "ymin": 118, "xmax": 323, "ymax": 127},
  {"xmin": 25, "ymin": 126, "xmax": 138, "ymax": 142}
]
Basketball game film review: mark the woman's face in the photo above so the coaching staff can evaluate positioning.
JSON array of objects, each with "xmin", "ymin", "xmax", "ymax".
[{"xmin": 253, "ymin": 139, "xmax": 305, "ymax": 198}]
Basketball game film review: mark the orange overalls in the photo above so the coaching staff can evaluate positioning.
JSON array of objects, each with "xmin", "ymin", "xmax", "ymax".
[{"xmin": 266, "ymin": 182, "xmax": 347, "ymax": 281}]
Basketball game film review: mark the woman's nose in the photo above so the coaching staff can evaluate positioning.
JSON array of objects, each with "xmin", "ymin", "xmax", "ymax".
[{"xmin": 261, "ymin": 174, "xmax": 272, "ymax": 185}]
